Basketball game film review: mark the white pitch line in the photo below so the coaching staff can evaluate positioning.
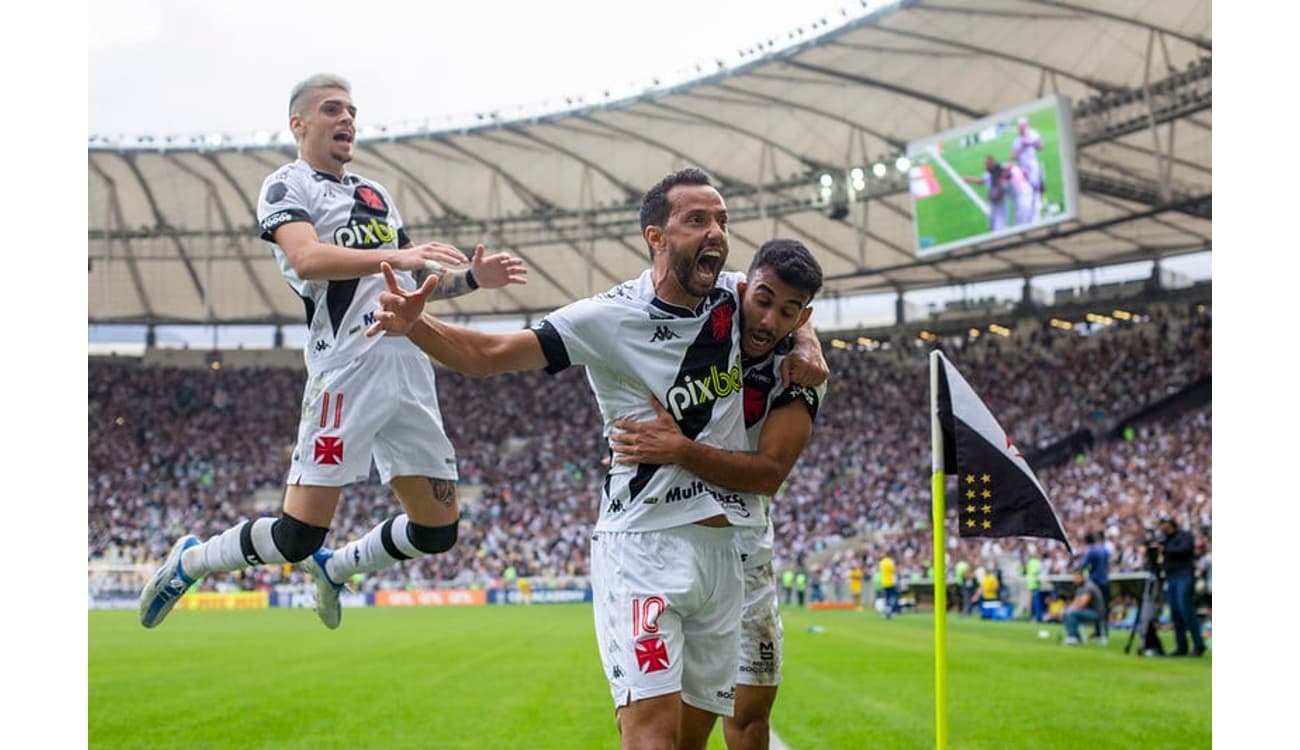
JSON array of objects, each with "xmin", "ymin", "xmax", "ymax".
[
  {"xmin": 926, "ymin": 145, "xmax": 989, "ymax": 216},
  {"xmin": 770, "ymin": 726, "xmax": 793, "ymax": 750}
]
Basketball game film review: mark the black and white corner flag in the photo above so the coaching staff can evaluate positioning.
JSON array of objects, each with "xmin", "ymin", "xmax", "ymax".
[{"xmin": 933, "ymin": 351, "xmax": 1071, "ymax": 553}]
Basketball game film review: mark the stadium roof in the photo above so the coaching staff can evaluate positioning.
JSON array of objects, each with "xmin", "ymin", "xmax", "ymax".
[{"xmin": 87, "ymin": 0, "xmax": 1211, "ymax": 325}]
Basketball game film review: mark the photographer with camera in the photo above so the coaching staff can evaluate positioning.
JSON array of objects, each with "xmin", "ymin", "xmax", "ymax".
[{"xmin": 1157, "ymin": 516, "xmax": 1207, "ymax": 657}]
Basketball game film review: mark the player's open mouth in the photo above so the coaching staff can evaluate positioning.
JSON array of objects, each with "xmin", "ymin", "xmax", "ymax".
[
  {"xmin": 333, "ymin": 132, "xmax": 354, "ymax": 143},
  {"xmin": 695, "ymin": 248, "xmax": 723, "ymax": 276},
  {"xmin": 746, "ymin": 329, "xmax": 774, "ymax": 350}
]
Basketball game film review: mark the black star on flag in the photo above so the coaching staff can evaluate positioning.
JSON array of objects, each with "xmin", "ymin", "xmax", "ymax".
[{"xmin": 934, "ymin": 351, "xmax": 1071, "ymax": 553}]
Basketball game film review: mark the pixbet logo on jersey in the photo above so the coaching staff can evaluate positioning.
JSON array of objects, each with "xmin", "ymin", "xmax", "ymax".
[
  {"xmin": 663, "ymin": 353, "xmax": 743, "ymax": 421},
  {"xmin": 333, "ymin": 218, "xmax": 397, "ymax": 249}
]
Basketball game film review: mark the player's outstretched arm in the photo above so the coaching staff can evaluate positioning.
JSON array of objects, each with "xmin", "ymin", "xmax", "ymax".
[
  {"xmin": 781, "ymin": 322, "xmax": 828, "ymax": 388},
  {"xmin": 273, "ymin": 222, "xmax": 467, "ymax": 280},
  {"xmin": 428, "ymin": 243, "xmax": 529, "ymax": 300},
  {"xmin": 610, "ymin": 394, "xmax": 813, "ymax": 496},
  {"xmin": 366, "ymin": 262, "xmax": 546, "ymax": 377}
]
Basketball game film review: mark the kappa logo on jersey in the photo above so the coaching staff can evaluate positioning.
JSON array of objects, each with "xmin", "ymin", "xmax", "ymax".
[
  {"xmin": 314, "ymin": 436, "xmax": 344, "ymax": 465},
  {"xmin": 355, "ymin": 185, "xmax": 387, "ymax": 213},
  {"xmin": 634, "ymin": 637, "xmax": 670, "ymax": 674},
  {"xmin": 663, "ymin": 353, "xmax": 743, "ymax": 421},
  {"xmin": 650, "ymin": 326, "xmax": 679, "ymax": 343}
]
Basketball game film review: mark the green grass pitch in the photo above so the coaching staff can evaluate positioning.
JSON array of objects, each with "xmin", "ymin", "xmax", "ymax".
[
  {"xmin": 912, "ymin": 107, "xmax": 1067, "ymax": 253},
  {"xmin": 89, "ymin": 605, "xmax": 1209, "ymax": 749}
]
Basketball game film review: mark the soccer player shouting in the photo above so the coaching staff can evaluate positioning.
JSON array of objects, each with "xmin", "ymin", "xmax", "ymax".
[
  {"xmin": 364, "ymin": 169, "xmax": 825, "ymax": 750},
  {"xmin": 610, "ymin": 238, "xmax": 825, "ymax": 750},
  {"xmin": 139, "ymin": 73, "xmax": 527, "ymax": 631}
]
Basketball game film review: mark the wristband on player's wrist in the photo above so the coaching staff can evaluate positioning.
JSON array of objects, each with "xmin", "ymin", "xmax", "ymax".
[{"xmin": 466, "ymin": 268, "xmax": 479, "ymax": 290}]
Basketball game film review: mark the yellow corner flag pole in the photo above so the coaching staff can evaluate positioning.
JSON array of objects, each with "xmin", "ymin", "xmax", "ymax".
[{"xmin": 930, "ymin": 351, "xmax": 949, "ymax": 750}]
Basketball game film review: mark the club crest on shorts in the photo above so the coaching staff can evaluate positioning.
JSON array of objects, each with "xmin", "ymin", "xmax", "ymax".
[
  {"xmin": 634, "ymin": 636, "xmax": 670, "ymax": 674},
  {"xmin": 314, "ymin": 436, "xmax": 344, "ymax": 465}
]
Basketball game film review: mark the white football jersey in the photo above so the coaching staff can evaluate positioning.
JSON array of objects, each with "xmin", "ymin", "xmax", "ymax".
[
  {"xmin": 257, "ymin": 159, "xmax": 420, "ymax": 373},
  {"xmin": 735, "ymin": 346, "xmax": 826, "ymax": 566},
  {"xmin": 533, "ymin": 269, "xmax": 764, "ymax": 532}
]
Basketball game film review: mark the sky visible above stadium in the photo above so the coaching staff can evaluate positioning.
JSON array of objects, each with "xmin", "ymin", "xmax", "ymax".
[
  {"xmin": 85, "ymin": 0, "xmax": 1213, "ymax": 347},
  {"xmin": 89, "ymin": 0, "xmax": 870, "ymax": 138}
]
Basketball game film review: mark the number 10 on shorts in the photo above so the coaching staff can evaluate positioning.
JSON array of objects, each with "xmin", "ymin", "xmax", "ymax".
[{"xmin": 632, "ymin": 596, "xmax": 665, "ymax": 637}]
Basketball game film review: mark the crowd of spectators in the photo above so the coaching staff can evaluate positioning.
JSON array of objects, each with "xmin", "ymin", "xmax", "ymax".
[{"xmin": 88, "ymin": 302, "xmax": 1210, "ymax": 596}]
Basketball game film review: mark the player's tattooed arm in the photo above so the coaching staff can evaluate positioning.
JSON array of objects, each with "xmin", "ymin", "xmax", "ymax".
[
  {"xmin": 427, "ymin": 243, "xmax": 529, "ymax": 301},
  {"xmin": 431, "ymin": 270, "xmax": 474, "ymax": 299},
  {"xmin": 430, "ymin": 479, "xmax": 456, "ymax": 509}
]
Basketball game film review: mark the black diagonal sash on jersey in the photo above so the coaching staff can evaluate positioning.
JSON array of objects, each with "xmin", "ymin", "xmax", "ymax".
[
  {"xmin": 743, "ymin": 358, "xmax": 778, "ymax": 429},
  {"xmin": 626, "ymin": 291, "xmax": 738, "ymax": 502},
  {"xmin": 322, "ymin": 180, "xmax": 393, "ymax": 335}
]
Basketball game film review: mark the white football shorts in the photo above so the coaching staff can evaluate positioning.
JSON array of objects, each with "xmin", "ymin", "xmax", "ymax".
[
  {"xmin": 590, "ymin": 523, "xmax": 743, "ymax": 717},
  {"xmin": 287, "ymin": 337, "xmax": 458, "ymax": 487},
  {"xmin": 735, "ymin": 561, "xmax": 782, "ymax": 687}
]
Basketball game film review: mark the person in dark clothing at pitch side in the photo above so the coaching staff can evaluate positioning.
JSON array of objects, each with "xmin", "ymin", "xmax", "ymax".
[
  {"xmin": 1079, "ymin": 532, "xmax": 1110, "ymax": 639},
  {"xmin": 1157, "ymin": 516, "xmax": 1207, "ymax": 656}
]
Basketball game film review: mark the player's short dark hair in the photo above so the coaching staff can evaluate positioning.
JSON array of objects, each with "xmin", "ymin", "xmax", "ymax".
[
  {"xmin": 749, "ymin": 238, "xmax": 823, "ymax": 303},
  {"xmin": 639, "ymin": 168, "xmax": 716, "ymax": 258}
]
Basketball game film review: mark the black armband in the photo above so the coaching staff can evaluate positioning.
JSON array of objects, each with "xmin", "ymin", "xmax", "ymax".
[{"xmin": 465, "ymin": 268, "xmax": 479, "ymax": 290}]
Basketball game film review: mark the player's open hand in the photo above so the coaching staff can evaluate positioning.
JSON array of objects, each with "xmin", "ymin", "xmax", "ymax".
[
  {"xmin": 608, "ymin": 393, "xmax": 686, "ymax": 466},
  {"xmin": 366, "ymin": 262, "xmax": 437, "ymax": 337},
  {"xmin": 392, "ymin": 241, "xmax": 467, "ymax": 273},
  {"xmin": 469, "ymin": 243, "xmax": 529, "ymax": 288}
]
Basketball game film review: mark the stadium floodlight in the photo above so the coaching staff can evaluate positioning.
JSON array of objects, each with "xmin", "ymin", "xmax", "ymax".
[
  {"xmin": 988, "ymin": 324, "xmax": 1011, "ymax": 337},
  {"xmin": 1049, "ymin": 318, "xmax": 1074, "ymax": 331},
  {"xmin": 819, "ymin": 173, "xmax": 834, "ymax": 188},
  {"xmin": 968, "ymin": 328, "xmax": 981, "ymax": 338},
  {"xmin": 895, "ymin": 155, "xmax": 911, "ymax": 173},
  {"xmin": 850, "ymin": 167, "xmax": 867, "ymax": 191},
  {"xmin": 1112, "ymin": 309, "xmax": 1133, "ymax": 321},
  {"xmin": 872, "ymin": 162, "xmax": 888, "ymax": 179}
]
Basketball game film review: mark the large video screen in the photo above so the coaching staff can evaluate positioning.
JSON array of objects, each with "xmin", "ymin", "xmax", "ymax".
[{"xmin": 907, "ymin": 94, "xmax": 1079, "ymax": 257}]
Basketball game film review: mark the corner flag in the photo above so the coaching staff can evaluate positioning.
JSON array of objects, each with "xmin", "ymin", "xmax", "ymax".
[
  {"xmin": 934, "ymin": 350, "xmax": 1070, "ymax": 551},
  {"xmin": 929, "ymin": 350, "xmax": 1070, "ymax": 750}
]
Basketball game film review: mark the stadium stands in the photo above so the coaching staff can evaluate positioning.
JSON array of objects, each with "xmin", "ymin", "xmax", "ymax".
[{"xmin": 89, "ymin": 300, "xmax": 1210, "ymax": 599}]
